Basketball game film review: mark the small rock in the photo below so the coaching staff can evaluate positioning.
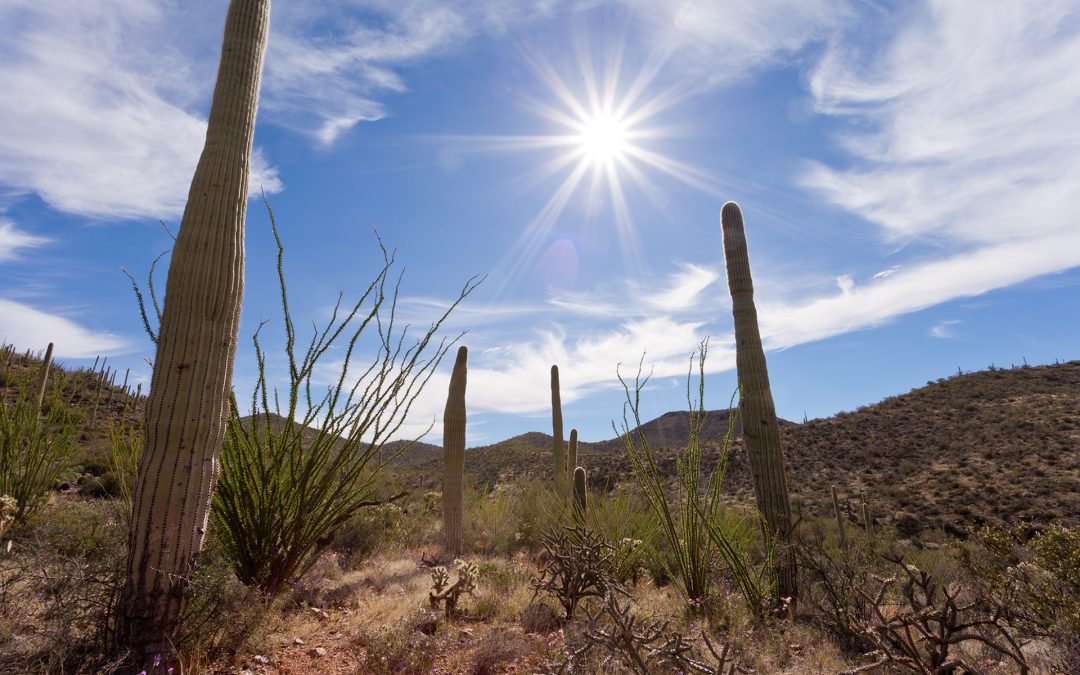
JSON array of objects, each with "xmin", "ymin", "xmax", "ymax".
[
  {"xmin": 308, "ymin": 647, "xmax": 327, "ymax": 658},
  {"xmin": 292, "ymin": 637, "xmax": 305, "ymax": 646},
  {"xmin": 252, "ymin": 654, "xmax": 270, "ymax": 665}
]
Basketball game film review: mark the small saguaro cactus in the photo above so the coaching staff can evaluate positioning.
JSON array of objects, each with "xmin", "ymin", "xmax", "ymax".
[
  {"xmin": 573, "ymin": 466, "xmax": 587, "ymax": 515},
  {"xmin": 831, "ymin": 485, "xmax": 847, "ymax": 550},
  {"xmin": 443, "ymin": 345, "xmax": 467, "ymax": 556},
  {"xmin": 551, "ymin": 365, "xmax": 565, "ymax": 492},
  {"xmin": 567, "ymin": 428, "xmax": 578, "ymax": 492},
  {"xmin": 862, "ymin": 500, "xmax": 874, "ymax": 536},
  {"xmin": 721, "ymin": 201, "xmax": 798, "ymax": 611},
  {"xmin": 33, "ymin": 342, "xmax": 53, "ymax": 410}
]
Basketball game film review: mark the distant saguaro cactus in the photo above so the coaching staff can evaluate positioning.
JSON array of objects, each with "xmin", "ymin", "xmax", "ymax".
[
  {"xmin": 567, "ymin": 428, "xmax": 578, "ymax": 492},
  {"xmin": 114, "ymin": 0, "xmax": 271, "ymax": 662},
  {"xmin": 443, "ymin": 346, "xmax": 467, "ymax": 556},
  {"xmin": 831, "ymin": 485, "xmax": 847, "ymax": 550},
  {"xmin": 573, "ymin": 466, "xmax": 587, "ymax": 515},
  {"xmin": 551, "ymin": 365, "xmax": 565, "ymax": 492},
  {"xmin": 33, "ymin": 342, "xmax": 53, "ymax": 410},
  {"xmin": 721, "ymin": 201, "xmax": 797, "ymax": 611}
]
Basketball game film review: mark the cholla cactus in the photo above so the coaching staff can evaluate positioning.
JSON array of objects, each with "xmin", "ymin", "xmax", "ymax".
[
  {"xmin": 429, "ymin": 559, "xmax": 480, "ymax": 617},
  {"xmin": 443, "ymin": 346, "xmax": 467, "ymax": 555},
  {"xmin": 0, "ymin": 495, "xmax": 16, "ymax": 540}
]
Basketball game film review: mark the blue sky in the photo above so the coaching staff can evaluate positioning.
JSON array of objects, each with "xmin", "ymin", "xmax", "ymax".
[{"xmin": 2, "ymin": 0, "xmax": 1078, "ymax": 445}]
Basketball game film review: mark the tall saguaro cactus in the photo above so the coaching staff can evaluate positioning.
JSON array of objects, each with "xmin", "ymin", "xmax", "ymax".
[
  {"xmin": 551, "ymin": 365, "xmax": 565, "ymax": 492},
  {"xmin": 114, "ymin": 0, "xmax": 270, "ymax": 661},
  {"xmin": 720, "ymin": 201, "xmax": 797, "ymax": 611},
  {"xmin": 443, "ymin": 346, "xmax": 467, "ymax": 556},
  {"xmin": 566, "ymin": 428, "xmax": 578, "ymax": 491}
]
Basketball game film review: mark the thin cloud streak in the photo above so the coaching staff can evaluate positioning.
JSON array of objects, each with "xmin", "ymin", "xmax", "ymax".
[
  {"xmin": 0, "ymin": 219, "xmax": 49, "ymax": 263},
  {"xmin": 0, "ymin": 298, "xmax": 127, "ymax": 358}
]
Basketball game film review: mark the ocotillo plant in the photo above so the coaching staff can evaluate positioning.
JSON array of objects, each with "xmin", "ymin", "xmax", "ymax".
[
  {"xmin": 33, "ymin": 342, "xmax": 53, "ymax": 410},
  {"xmin": 551, "ymin": 365, "xmax": 565, "ymax": 492},
  {"xmin": 443, "ymin": 346, "xmax": 468, "ymax": 556},
  {"xmin": 115, "ymin": 0, "xmax": 271, "ymax": 663},
  {"xmin": 721, "ymin": 201, "xmax": 798, "ymax": 611},
  {"xmin": 573, "ymin": 466, "xmax": 587, "ymax": 515},
  {"xmin": 567, "ymin": 428, "xmax": 578, "ymax": 491}
]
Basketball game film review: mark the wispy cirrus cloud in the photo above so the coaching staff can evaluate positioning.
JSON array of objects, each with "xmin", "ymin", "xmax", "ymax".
[
  {"xmin": 0, "ymin": 0, "xmax": 281, "ymax": 221},
  {"xmin": 0, "ymin": 219, "xmax": 49, "ymax": 263}
]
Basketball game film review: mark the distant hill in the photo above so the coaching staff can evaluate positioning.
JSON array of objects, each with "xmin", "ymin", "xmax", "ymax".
[{"xmin": 395, "ymin": 361, "xmax": 1080, "ymax": 535}]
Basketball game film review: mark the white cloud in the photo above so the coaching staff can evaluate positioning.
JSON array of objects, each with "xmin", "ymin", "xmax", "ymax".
[
  {"xmin": 929, "ymin": 320, "xmax": 960, "ymax": 339},
  {"xmin": 0, "ymin": 298, "xmax": 127, "ymax": 358},
  {"xmin": 0, "ymin": 0, "xmax": 280, "ymax": 221},
  {"xmin": 624, "ymin": 0, "xmax": 847, "ymax": 87},
  {"xmin": 804, "ymin": 0, "xmax": 1080, "ymax": 247},
  {"xmin": 0, "ymin": 219, "xmax": 49, "ymax": 263}
]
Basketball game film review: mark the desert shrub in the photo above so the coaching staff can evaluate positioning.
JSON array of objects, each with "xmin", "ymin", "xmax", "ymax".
[
  {"xmin": 470, "ymin": 482, "xmax": 519, "ymax": 554},
  {"xmin": 0, "ymin": 372, "xmax": 79, "ymax": 520},
  {"xmin": 794, "ymin": 522, "xmax": 881, "ymax": 652},
  {"xmin": 0, "ymin": 500, "xmax": 126, "ymax": 673},
  {"xmin": 958, "ymin": 522, "xmax": 1080, "ymax": 672},
  {"xmin": 521, "ymin": 601, "xmax": 561, "ymax": 634},
  {"xmin": 470, "ymin": 630, "xmax": 530, "ymax": 675},
  {"xmin": 353, "ymin": 614, "xmax": 450, "ymax": 674},
  {"xmin": 587, "ymin": 487, "xmax": 659, "ymax": 585},
  {"xmin": 212, "ymin": 214, "xmax": 479, "ymax": 594},
  {"xmin": 843, "ymin": 552, "xmax": 1030, "ymax": 674},
  {"xmin": 556, "ymin": 585, "xmax": 746, "ymax": 674},
  {"xmin": 330, "ymin": 501, "xmax": 412, "ymax": 570}
]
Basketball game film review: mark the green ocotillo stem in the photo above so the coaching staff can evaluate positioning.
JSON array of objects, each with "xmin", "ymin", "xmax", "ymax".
[
  {"xmin": 831, "ymin": 486, "xmax": 847, "ymax": 550},
  {"xmin": 567, "ymin": 428, "xmax": 578, "ymax": 493},
  {"xmin": 573, "ymin": 466, "xmax": 587, "ymax": 515},
  {"xmin": 721, "ymin": 201, "xmax": 798, "ymax": 611},
  {"xmin": 115, "ymin": 0, "xmax": 271, "ymax": 662},
  {"xmin": 34, "ymin": 342, "xmax": 53, "ymax": 411},
  {"xmin": 443, "ymin": 346, "xmax": 467, "ymax": 556},
  {"xmin": 551, "ymin": 365, "xmax": 565, "ymax": 492}
]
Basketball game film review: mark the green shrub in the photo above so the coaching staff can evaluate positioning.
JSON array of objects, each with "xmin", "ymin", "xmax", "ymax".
[
  {"xmin": 0, "ymin": 373, "xmax": 79, "ymax": 520},
  {"xmin": 330, "ymin": 502, "xmax": 412, "ymax": 570}
]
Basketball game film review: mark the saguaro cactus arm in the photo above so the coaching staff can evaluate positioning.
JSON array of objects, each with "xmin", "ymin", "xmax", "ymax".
[
  {"xmin": 443, "ymin": 346, "xmax": 467, "ymax": 556},
  {"xmin": 551, "ymin": 365, "xmax": 565, "ymax": 491},
  {"xmin": 721, "ymin": 201, "xmax": 797, "ymax": 611},
  {"xmin": 573, "ymin": 466, "xmax": 587, "ymax": 515},
  {"xmin": 115, "ymin": 0, "xmax": 271, "ymax": 662}
]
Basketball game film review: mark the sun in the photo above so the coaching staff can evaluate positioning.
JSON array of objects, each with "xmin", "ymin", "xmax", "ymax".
[
  {"xmin": 576, "ymin": 111, "xmax": 629, "ymax": 166},
  {"xmin": 427, "ymin": 41, "xmax": 715, "ymax": 291}
]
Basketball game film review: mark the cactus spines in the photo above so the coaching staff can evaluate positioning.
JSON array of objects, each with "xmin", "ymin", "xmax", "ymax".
[
  {"xmin": 831, "ymin": 485, "xmax": 847, "ymax": 550},
  {"xmin": 115, "ymin": 0, "xmax": 271, "ymax": 661},
  {"xmin": 443, "ymin": 345, "xmax": 467, "ymax": 556},
  {"xmin": 33, "ymin": 342, "xmax": 53, "ymax": 410},
  {"xmin": 567, "ymin": 428, "xmax": 578, "ymax": 492},
  {"xmin": 551, "ymin": 365, "xmax": 565, "ymax": 492},
  {"xmin": 721, "ymin": 201, "xmax": 797, "ymax": 611},
  {"xmin": 572, "ymin": 466, "xmax": 587, "ymax": 515}
]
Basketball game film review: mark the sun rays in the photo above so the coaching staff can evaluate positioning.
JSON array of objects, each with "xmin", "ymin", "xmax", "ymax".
[{"xmin": 425, "ymin": 36, "xmax": 719, "ymax": 296}]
